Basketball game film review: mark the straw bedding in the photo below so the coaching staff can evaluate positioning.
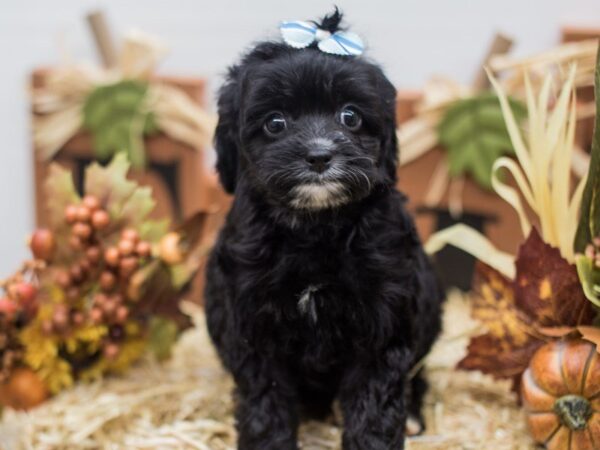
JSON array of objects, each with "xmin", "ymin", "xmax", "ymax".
[{"xmin": 0, "ymin": 292, "xmax": 535, "ymax": 450}]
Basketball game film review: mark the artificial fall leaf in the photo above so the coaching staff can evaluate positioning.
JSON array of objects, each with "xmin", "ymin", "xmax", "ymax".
[
  {"xmin": 458, "ymin": 262, "xmax": 544, "ymax": 389},
  {"xmin": 575, "ymin": 44, "xmax": 600, "ymax": 253},
  {"xmin": 168, "ymin": 211, "xmax": 211, "ymax": 290},
  {"xmin": 514, "ymin": 228, "xmax": 595, "ymax": 327},
  {"xmin": 44, "ymin": 164, "xmax": 81, "ymax": 263},
  {"xmin": 84, "ymin": 154, "xmax": 166, "ymax": 241},
  {"xmin": 575, "ymin": 254, "xmax": 600, "ymax": 307},
  {"xmin": 128, "ymin": 261, "xmax": 190, "ymax": 329},
  {"xmin": 438, "ymin": 92, "xmax": 526, "ymax": 189},
  {"xmin": 127, "ymin": 212, "xmax": 209, "ymax": 328},
  {"xmin": 148, "ymin": 316, "xmax": 179, "ymax": 361}
]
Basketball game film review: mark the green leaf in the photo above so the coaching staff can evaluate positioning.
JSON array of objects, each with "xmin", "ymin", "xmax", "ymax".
[
  {"xmin": 148, "ymin": 316, "xmax": 179, "ymax": 361},
  {"xmin": 82, "ymin": 80, "xmax": 158, "ymax": 168},
  {"xmin": 575, "ymin": 45, "xmax": 600, "ymax": 253},
  {"xmin": 576, "ymin": 255, "xmax": 600, "ymax": 307},
  {"xmin": 438, "ymin": 92, "xmax": 527, "ymax": 189},
  {"xmin": 84, "ymin": 154, "xmax": 156, "ymax": 232},
  {"xmin": 169, "ymin": 264, "xmax": 193, "ymax": 290},
  {"xmin": 168, "ymin": 211, "xmax": 211, "ymax": 289},
  {"xmin": 139, "ymin": 219, "xmax": 170, "ymax": 243}
]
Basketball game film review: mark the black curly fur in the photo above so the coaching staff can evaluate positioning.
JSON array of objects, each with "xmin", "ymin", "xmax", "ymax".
[
  {"xmin": 312, "ymin": 6, "xmax": 344, "ymax": 33},
  {"xmin": 205, "ymin": 10, "xmax": 444, "ymax": 450}
]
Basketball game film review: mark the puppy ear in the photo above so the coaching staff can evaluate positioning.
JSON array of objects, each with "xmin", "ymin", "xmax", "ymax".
[
  {"xmin": 379, "ymin": 81, "xmax": 399, "ymax": 184},
  {"xmin": 214, "ymin": 67, "xmax": 242, "ymax": 194}
]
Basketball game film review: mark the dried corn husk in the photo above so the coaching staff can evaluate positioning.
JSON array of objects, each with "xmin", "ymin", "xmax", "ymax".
[{"xmin": 489, "ymin": 66, "xmax": 587, "ymax": 262}]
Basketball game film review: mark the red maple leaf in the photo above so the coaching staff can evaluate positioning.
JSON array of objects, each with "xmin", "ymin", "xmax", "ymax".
[{"xmin": 458, "ymin": 228, "xmax": 596, "ymax": 392}]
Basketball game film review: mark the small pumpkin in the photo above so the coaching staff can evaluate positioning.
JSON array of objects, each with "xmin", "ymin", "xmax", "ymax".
[
  {"xmin": 0, "ymin": 367, "xmax": 49, "ymax": 410},
  {"xmin": 522, "ymin": 339, "xmax": 600, "ymax": 449}
]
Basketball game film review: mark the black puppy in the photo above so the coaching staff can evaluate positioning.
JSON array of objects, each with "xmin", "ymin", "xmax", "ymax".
[{"xmin": 205, "ymin": 10, "xmax": 443, "ymax": 450}]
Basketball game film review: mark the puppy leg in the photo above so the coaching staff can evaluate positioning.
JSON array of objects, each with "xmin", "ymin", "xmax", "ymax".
[
  {"xmin": 405, "ymin": 368, "xmax": 427, "ymax": 436},
  {"xmin": 339, "ymin": 348, "xmax": 410, "ymax": 450},
  {"xmin": 233, "ymin": 359, "xmax": 299, "ymax": 450}
]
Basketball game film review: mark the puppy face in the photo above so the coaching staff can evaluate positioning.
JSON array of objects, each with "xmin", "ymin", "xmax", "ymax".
[{"xmin": 215, "ymin": 43, "xmax": 398, "ymax": 211}]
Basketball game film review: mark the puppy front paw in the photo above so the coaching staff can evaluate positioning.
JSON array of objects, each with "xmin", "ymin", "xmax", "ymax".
[{"xmin": 405, "ymin": 414, "xmax": 425, "ymax": 436}]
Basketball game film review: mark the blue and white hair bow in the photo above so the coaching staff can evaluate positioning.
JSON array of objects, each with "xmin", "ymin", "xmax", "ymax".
[{"xmin": 280, "ymin": 21, "xmax": 364, "ymax": 56}]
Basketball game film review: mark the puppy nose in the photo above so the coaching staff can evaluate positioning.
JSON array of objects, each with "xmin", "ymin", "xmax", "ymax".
[{"xmin": 306, "ymin": 148, "xmax": 332, "ymax": 173}]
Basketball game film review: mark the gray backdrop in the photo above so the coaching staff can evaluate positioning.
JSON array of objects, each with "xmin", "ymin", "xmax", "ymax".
[{"xmin": 1, "ymin": 0, "xmax": 599, "ymax": 276}]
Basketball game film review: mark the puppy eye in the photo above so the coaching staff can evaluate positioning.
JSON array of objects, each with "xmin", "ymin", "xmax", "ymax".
[
  {"xmin": 339, "ymin": 106, "xmax": 362, "ymax": 131},
  {"xmin": 263, "ymin": 112, "xmax": 287, "ymax": 136}
]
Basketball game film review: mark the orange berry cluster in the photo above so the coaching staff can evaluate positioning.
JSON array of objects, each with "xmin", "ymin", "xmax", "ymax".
[
  {"xmin": 39, "ymin": 195, "xmax": 152, "ymax": 360},
  {"xmin": 91, "ymin": 228, "xmax": 151, "ymax": 359},
  {"xmin": 43, "ymin": 196, "xmax": 109, "ymax": 335},
  {"xmin": 0, "ymin": 268, "xmax": 40, "ymax": 383}
]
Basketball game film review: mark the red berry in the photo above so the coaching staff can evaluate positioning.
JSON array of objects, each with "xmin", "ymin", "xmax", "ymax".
[
  {"xmin": 52, "ymin": 307, "xmax": 69, "ymax": 329},
  {"xmin": 14, "ymin": 283, "xmax": 37, "ymax": 303},
  {"xmin": 70, "ymin": 264, "xmax": 84, "ymax": 283},
  {"xmin": 69, "ymin": 235, "xmax": 82, "ymax": 250},
  {"xmin": 99, "ymin": 271, "xmax": 116, "ymax": 291},
  {"xmin": 86, "ymin": 246, "xmax": 102, "ymax": 264},
  {"xmin": 55, "ymin": 271, "xmax": 71, "ymax": 288},
  {"xmin": 82, "ymin": 195, "xmax": 100, "ymax": 212},
  {"xmin": 64, "ymin": 205, "xmax": 78, "ymax": 224},
  {"xmin": 118, "ymin": 239, "xmax": 135, "ymax": 257},
  {"xmin": 71, "ymin": 311, "xmax": 84, "ymax": 326},
  {"xmin": 41, "ymin": 320, "xmax": 54, "ymax": 334},
  {"xmin": 94, "ymin": 292, "xmax": 108, "ymax": 304},
  {"xmin": 121, "ymin": 228, "xmax": 139, "ymax": 243},
  {"xmin": 76, "ymin": 205, "xmax": 91, "ymax": 222},
  {"xmin": 91, "ymin": 210, "xmax": 110, "ymax": 230},
  {"xmin": 66, "ymin": 286, "xmax": 80, "ymax": 302},
  {"xmin": 103, "ymin": 343, "xmax": 119, "ymax": 359},
  {"xmin": 90, "ymin": 308, "xmax": 103, "ymax": 324},
  {"xmin": 14, "ymin": 283, "xmax": 39, "ymax": 319},
  {"xmin": 135, "ymin": 241, "xmax": 152, "ymax": 258},
  {"xmin": 79, "ymin": 258, "xmax": 91, "ymax": 274},
  {"xmin": 15, "ymin": 283, "xmax": 36, "ymax": 302},
  {"xmin": 115, "ymin": 306, "xmax": 129, "ymax": 323},
  {"xmin": 119, "ymin": 257, "xmax": 138, "ymax": 278},
  {"xmin": 104, "ymin": 247, "xmax": 120, "ymax": 267},
  {"xmin": 103, "ymin": 298, "xmax": 117, "ymax": 316},
  {"xmin": 0, "ymin": 297, "xmax": 17, "ymax": 318},
  {"xmin": 30, "ymin": 229, "xmax": 56, "ymax": 261},
  {"xmin": 16, "ymin": 283, "xmax": 39, "ymax": 319},
  {"xmin": 73, "ymin": 222, "xmax": 92, "ymax": 240}
]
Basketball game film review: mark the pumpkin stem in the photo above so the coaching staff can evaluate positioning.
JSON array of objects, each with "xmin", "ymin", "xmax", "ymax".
[{"xmin": 553, "ymin": 395, "xmax": 592, "ymax": 430}]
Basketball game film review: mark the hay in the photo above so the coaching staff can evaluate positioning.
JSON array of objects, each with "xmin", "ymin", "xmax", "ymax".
[{"xmin": 0, "ymin": 293, "xmax": 535, "ymax": 450}]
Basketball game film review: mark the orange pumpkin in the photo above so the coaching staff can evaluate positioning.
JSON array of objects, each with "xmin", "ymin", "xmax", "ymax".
[
  {"xmin": 522, "ymin": 339, "xmax": 600, "ymax": 449},
  {"xmin": 0, "ymin": 367, "xmax": 49, "ymax": 410}
]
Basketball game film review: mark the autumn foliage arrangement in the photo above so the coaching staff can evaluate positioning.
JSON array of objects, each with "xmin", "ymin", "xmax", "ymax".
[
  {"xmin": 435, "ymin": 48, "xmax": 600, "ymax": 449},
  {"xmin": 0, "ymin": 155, "xmax": 207, "ymax": 410}
]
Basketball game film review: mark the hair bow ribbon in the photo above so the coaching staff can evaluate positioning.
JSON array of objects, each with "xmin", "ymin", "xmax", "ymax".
[{"xmin": 280, "ymin": 21, "xmax": 364, "ymax": 56}]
